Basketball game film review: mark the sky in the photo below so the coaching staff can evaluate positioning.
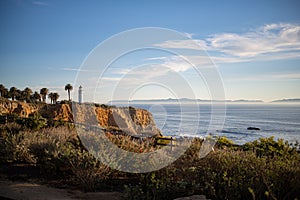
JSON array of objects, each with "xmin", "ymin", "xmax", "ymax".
[{"xmin": 0, "ymin": 0, "xmax": 300, "ymax": 103}]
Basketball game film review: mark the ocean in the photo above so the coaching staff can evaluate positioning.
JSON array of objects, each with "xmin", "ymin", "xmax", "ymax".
[{"xmin": 127, "ymin": 103, "xmax": 300, "ymax": 145}]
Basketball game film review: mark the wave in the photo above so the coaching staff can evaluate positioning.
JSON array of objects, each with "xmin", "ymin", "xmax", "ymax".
[{"xmin": 176, "ymin": 133, "xmax": 205, "ymax": 139}]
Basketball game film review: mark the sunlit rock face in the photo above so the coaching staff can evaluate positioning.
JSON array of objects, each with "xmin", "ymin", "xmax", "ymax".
[
  {"xmin": 0, "ymin": 98, "xmax": 161, "ymax": 137},
  {"xmin": 74, "ymin": 104, "xmax": 161, "ymax": 137}
]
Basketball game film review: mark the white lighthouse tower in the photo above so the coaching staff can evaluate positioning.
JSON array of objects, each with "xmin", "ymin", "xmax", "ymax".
[{"xmin": 78, "ymin": 85, "xmax": 83, "ymax": 104}]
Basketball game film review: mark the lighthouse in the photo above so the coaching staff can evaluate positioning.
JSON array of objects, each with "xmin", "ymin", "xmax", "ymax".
[{"xmin": 78, "ymin": 85, "xmax": 83, "ymax": 104}]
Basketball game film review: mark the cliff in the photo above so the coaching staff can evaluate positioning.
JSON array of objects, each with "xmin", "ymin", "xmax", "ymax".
[{"xmin": 0, "ymin": 98, "xmax": 161, "ymax": 137}]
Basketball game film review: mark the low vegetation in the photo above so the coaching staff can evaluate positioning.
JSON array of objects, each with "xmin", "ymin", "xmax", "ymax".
[{"xmin": 0, "ymin": 119, "xmax": 299, "ymax": 200}]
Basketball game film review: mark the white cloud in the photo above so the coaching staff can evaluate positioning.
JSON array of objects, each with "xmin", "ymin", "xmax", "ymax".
[
  {"xmin": 100, "ymin": 77, "xmax": 122, "ymax": 82},
  {"xmin": 208, "ymin": 23, "xmax": 300, "ymax": 58},
  {"xmin": 109, "ymin": 68, "xmax": 132, "ymax": 75},
  {"xmin": 227, "ymin": 72, "xmax": 300, "ymax": 82},
  {"xmin": 74, "ymin": 23, "xmax": 300, "ymax": 102},
  {"xmin": 144, "ymin": 55, "xmax": 215, "ymax": 71},
  {"xmin": 32, "ymin": 1, "xmax": 49, "ymax": 6},
  {"xmin": 159, "ymin": 56, "xmax": 194, "ymax": 72},
  {"xmin": 183, "ymin": 32, "xmax": 195, "ymax": 39},
  {"xmin": 97, "ymin": 60, "xmax": 196, "ymax": 91},
  {"xmin": 153, "ymin": 23, "xmax": 300, "ymax": 63},
  {"xmin": 61, "ymin": 67, "xmax": 81, "ymax": 72},
  {"xmin": 153, "ymin": 39, "xmax": 207, "ymax": 50},
  {"xmin": 61, "ymin": 67, "xmax": 94, "ymax": 72}
]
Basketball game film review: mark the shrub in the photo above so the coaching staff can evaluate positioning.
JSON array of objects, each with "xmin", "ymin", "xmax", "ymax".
[
  {"xmin": 60, "ymin": 144, "xmax": 111, "ymax": 192},
  {"xmin": 243, "ymin": 136, "xmax": 298, "ymax": 158},
  {"xmin": 59, "ymin": 100, "xmax": 70, "ymax": 104},
  {"xmin": 16, "ymin": 113, "xmax": 47, "ymax": 130},
  {"xmin": 1, "ymin": 126, "xmax": 299, "ymax": 199},
  {"xmin": 93, "ymin": 103, "xmax": 116, "ymax": 108},
  {"xmin": 216, "ymin": 136, "xmax": 234, "ymax": 148},
  {"xmin": 0, "ymin": 131, "xmax": 37, "ymax": 164},
  {"xmin": 122, "ymin": 137, "xmax": 300, "ymax": 200},
  {"xmin": 0, "ymin": 122, "xmax": 22, "ymax": 134},
  {"xmin": 0, "ymin": 113, "xmax": 20, "ymax": 124}
]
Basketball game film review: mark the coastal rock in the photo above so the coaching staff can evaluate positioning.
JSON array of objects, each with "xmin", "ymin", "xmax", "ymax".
[
  {"xmin": 0, "ymin": 98, "xmax": 161, "ymax": 137},
  {"xmin": 73, "ymin": 104, "xmax": 161, "ymax": 137},
  {"xmin": 0, "ymin": 97, "xmax": 40, "ymax": 117},
  {"xmin": 247, "ymin": 127, "xmax": 260, "ymax": 130}
]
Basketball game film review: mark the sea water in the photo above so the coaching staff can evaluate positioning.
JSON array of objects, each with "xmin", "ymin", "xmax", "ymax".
[{"xmin": 128, "ymin": 103, "xmax": 300, "ymax": 145}]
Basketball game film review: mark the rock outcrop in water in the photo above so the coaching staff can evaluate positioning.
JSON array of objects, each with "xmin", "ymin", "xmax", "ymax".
[
  {"xmin": 247, "ymin": 127, "xmax": 260, "ymax": 130},
  {"xmin": 0, "ymin": 97, "xmax": 161, "ymax": 137}
]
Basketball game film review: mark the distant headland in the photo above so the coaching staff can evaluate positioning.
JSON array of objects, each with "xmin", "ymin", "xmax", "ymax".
[
  {"xmin": 271, "ymin": 98, "xmax": 300, "ymax": 103},
  {"xmin": 110, "ymin": 98, "xmax": 300, "ymax": 104},
  {"xmin": 109, "ymin": 98, "xmax": 263, "ymax": 104}
]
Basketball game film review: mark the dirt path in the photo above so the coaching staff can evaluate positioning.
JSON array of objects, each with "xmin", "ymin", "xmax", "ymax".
[{"xmin": 0, "ymin": 179, "xmax": 121, "ymax": 200}]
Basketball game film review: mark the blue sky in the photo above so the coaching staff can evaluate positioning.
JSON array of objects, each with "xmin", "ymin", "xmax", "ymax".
[{"xmin": 0, "ymin": 0, "xmax": 300, "ymax": 103}]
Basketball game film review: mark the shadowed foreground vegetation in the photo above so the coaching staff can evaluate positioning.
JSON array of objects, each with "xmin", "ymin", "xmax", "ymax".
[{"xmin": 0, "ymin": 118, "xmax": 300, "ymax": 200}]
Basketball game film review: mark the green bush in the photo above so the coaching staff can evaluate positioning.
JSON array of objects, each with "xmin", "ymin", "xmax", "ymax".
[
  {"xmin": 16, "ymin": 113, "xmax": 47, "ymax": 130},
  {"xmin": 0, "ymin": 122, "xmax": 22, "ymax": 134},
  {"xmin": 1, "ymin": 131, "xmax": 37, "ymax": 164},
  {"xmin": 0, "ymin": 113, "xmax": 20, "ymax": 124},
  {"xmin": 216, "ymin": 136, "xmax": 235, "ymax": 148},
  {"xmin": 243, "ymin": 136, "xmax": 298, "ymax": 158},
  {"xmin": 122, "ymin": 137, "xmax": 300, "ymax": 200},
  {"xmin": 60, "ymin": 143, "xmax": 111, "ymax": 192},
  {"xmin": 1, "ymin": 126, "xmax": 299, "ymax": 199}
]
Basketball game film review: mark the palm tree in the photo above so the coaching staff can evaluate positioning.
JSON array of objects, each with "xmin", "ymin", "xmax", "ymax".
[
  {"xmin": 40, "ymin": 88, "xmax": 48, "ymax": 102},
  {"xmin": 65, "ymin": 84, "xmax": 73, "ymax": 101},
  {"xmin": 23, "ymin": 87, "xmax": 33, "ymax": 103},
  {"xmin": 9, "ymin": 87, "xmax": 19, "ymax": 101},
  {"xmin": 15, "ymin": 89, "xmax": 25, "ymax": 101},
  {"xmin": 52, "ymin": 93, "xmax": 59, "ymax": 104},
  {"xmin": 0, "ymin": 84, "xmax": 4, "ymax": 97},
  {"xmin": 0, "ymin": 84, "xmax": 8, "ymax": 98},
  {"xmin": 48, "ymin": 92, "xmax": 54, "ymax": 104},
  {"xmin": 33, "ymin": 91, "xmax": 41, "ymax": 102}
]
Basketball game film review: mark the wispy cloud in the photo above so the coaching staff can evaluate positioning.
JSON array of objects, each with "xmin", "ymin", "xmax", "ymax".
[
  {"xmin": 227, "ymin": 72, "xmax": 300, "ymax": 82},
  {"xmin": 153, "ymin": 23, "xmax": 300, "ymax": 63},
  {"xmin": 183, "ymin": 32, "xmax": 195, "ymax": 39},
  {"xmin": 208, "ymin": 23, "xmax": 300, "ymax": 58},
  {"xmin": 100, "ymin": 77, "xmax": 122, "ymax": 82},
  {"xmin": 144, "ymin": 55, "xmax": 219, "ymax": 70},
  {"xmin": 74, "ymin": 23, "xmax": 300, "ymax": 102},
  {"xmin": 61, "ymin": 67, "xmax": 91, "ymax": 72},
  {"xmin": 153, "ymin": 39, "xmax": 206, "ymax": 50},
  {"xmin": 32, "ymin": 1, "xmax": 49, "ymax": 6},
  {"xmin": 98, "ymin": 62, "xmax": 191, "ymax": 90},
  {"xmin": 155, "ymin": 56, "xmax": 195, "ymax": 72}
]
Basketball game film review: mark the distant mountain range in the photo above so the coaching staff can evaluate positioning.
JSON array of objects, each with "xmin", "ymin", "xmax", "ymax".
[
  {"xmin": 109, "ymin": 98, "xmax": 300, "ymax": 104},
  {"xmin": 109, "ymin": 98, "xmax": 264, "ymax": 104},
  {"xmin": 271, "ymin": 98, "xmax": 300, "ymax": 103}
]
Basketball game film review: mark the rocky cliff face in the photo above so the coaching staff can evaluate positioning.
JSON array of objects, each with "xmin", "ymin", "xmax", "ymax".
[
  {"xmin": 0, "ymin": 98, "xmax": 161, "ymax": 137},
  {"xmin": 0, "ymin": 98, "xmax": 40, "ymax": 118},
  {"xmin": 73, "ymin": 104, "xmax": 161, "ymax": 137}
]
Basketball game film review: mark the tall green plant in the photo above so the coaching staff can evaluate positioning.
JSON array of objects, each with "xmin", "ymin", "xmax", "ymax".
[
  {"xmin": 65, "ymin": 84, "xmax": 73, "ymax": 101},
  {"xmin": 40, "ymin": 88, "xmax": 48, "ymax": 102}
]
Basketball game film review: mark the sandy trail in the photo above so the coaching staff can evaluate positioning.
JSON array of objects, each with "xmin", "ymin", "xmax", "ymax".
[{"xmin": 0, "ymin": 179, "xmax": 121, "ymax": 200}]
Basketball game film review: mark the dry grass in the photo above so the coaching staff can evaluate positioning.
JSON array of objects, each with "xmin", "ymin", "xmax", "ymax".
[{"xmin": 1, "ymin": 123, "xmax": 300, "ymax": 199}]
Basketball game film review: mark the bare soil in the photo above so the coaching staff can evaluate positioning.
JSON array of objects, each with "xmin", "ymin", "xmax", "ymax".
[{"xmin": 0, "ymin": 179, "xmax": 121, "ymax": 200}]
